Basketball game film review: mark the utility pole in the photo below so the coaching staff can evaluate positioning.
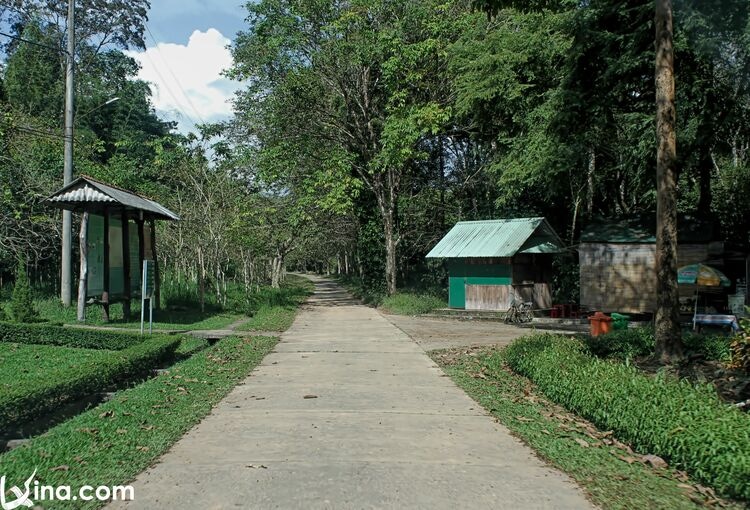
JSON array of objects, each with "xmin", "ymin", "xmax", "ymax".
[{"xmin": 61, "ymin": 0, "xmax": 75, "ymax": 306}]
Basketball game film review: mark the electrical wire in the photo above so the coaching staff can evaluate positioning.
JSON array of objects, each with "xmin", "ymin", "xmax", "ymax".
[
  {"xmin": 144, "ymin": 24, "xmax": 207, "ymax": 126},
  {"xmin": 0, "ymin": 30, "xmax": 67, "ymax": 54}
]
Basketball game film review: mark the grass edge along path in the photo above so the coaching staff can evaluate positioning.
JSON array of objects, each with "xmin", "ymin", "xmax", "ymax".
[
  {"xmin": 238, "ymin": 274, "xmax": 315, "ymax": 332},
  {"xmin": 0, "ymin": 335, "xmax": 278, "ymax": 509},
  {"xmin": 430, "ymin": 346, "xmax": 743, "ymax": 510}
]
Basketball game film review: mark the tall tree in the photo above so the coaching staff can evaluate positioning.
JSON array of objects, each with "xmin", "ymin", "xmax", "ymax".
[{"xmin": 654, "ymin": 0, "xmax": 683, "ymax": 361}]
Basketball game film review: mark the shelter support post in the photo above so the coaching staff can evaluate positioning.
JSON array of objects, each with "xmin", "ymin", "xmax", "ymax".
[
  {"xmin": 137, "ymin": 218, "xmax": 145, "ymax": 282},
  {"xmin": 150, "ymin": 218, "xmax": 161, "ymax": 310},
  {"xmin": 76, "ymin": 212, "xmax": 89, "ymax": 322},
  {"xmin": 121, "ymin": 212, "xmax": 131, "ymax": 321},
  {"xmin": 102, "ymin": 211, "xmax": 110, "ymax": 322}
]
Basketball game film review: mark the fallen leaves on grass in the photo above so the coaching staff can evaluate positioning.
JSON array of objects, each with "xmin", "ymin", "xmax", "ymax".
[{"xmin": 574, "ymin": 438, "xmax": 590, "ymax": 448}]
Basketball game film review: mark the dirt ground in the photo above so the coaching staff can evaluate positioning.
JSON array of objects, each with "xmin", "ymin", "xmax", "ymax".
[{"xmin": 384, "ymin": 314, "xmax": 562, "ymax": 351}]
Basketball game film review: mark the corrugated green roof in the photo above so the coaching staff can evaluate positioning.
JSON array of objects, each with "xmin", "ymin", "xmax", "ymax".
[
  {"xmin": 426, "ymin": 218, "xmax": 565, "ymax": 258},
  {"xmin": 580, "ymin": 214, "xmax": 716, "ymax": 244}
]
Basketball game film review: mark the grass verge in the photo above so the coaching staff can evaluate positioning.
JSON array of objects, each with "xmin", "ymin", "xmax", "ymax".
[
  {"xmin": 0, "ymin": 335, "xmax": 278, "ymax": 509},
  {"xmin": 239, "ymin": 275, "xmax": 314, "ymax": 332},
  {"xmin": 379, "ymin": 292, "xmax": 444, "ymax": 315},
  {"xmin": 430, "ymin": 346, "xmax": 743, "ymax": 509}
]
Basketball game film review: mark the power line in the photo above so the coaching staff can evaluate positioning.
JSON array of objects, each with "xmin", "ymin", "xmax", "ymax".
[
  {"xmin": 0, "ymin": 30, "xmax": 67, "ymax": 54},
  {"xmin": 138, "ymin": 45, "xmax": 200, "ymax": 129},
  {"xmin": 144, "ymin": 24, "xmax": 207, "ymax": 126}
]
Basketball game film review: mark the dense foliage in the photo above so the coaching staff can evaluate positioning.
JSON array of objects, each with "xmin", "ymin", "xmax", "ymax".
[
  {"xmin": 505, "ymin": 334, "xmax": 750, "ymax": 500},
  {"xmin": 0, "ymin": 335, "xmax": 179, "ymax": 430},
  {"xmin": 8, "ymin": 259, "xmax": 38, "ymax": 323},
  {"xmin": 1, "ymin": 0, "xmax": 748, "ymax": 301}
]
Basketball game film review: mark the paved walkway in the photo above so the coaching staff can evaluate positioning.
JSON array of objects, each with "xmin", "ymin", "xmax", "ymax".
[{"xmin": 111, "ymin": 278, "xmax": 592, "ymax": 509}]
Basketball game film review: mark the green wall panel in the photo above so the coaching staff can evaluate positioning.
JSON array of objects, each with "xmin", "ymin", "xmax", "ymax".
[
  {"xmin": 86, "ymin": 215, "xmax": 141, "ymax": 299},
  {"xmin": 447, "ymin": 260, "xmax": 511, "ymax": 308}
]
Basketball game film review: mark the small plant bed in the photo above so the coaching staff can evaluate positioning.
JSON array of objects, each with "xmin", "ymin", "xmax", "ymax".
[
  {"xmin": 0, "ymin": 321, "xmax": 145, "ymax": 350},
  {"xmin": 505, "ymin": 334, "xmax": 750, "ymax": 502},
  {"xmin": 0, "ymin": 336, "xmax": 180, "ymax": 432},
  {"xmin": 0, "ymin": 335, "xmax": 277, "ymax": 510},
  {"xmin": 239, "ymin": 275, "xmax": 314, "ymax": 332},
  {"xmin": 431, "ymin": 346, "xmax": 744, "ymax": 509},
  {"xmin": 585, "ymin": 327, "xmax": 750, "ymax": 407}
]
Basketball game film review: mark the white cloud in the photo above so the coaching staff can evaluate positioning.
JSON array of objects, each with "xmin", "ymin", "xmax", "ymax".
[{"xmin": 126, "ymin": 28, "xmax": 241, "ymax": 133}]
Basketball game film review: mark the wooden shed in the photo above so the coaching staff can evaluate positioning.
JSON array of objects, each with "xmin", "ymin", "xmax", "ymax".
[
  {"xmin": 426, "ymin": 218, "xmax": 566, "ymax": 311},
  {"xmin": 579, "ymin": 215, "xmax": 724, "ymax": 314},
  {"xmin": 47, "ymin": 176, "xmax": 179, "ymax": 322}
]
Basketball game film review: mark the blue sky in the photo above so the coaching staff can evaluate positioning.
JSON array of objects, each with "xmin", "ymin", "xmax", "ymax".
[
  {"xmin": 127, "ymin": 0, "xmax": 250, "ymax": 133},
  {"xmin": 146, "ymin": 0, "xmax": 247, "ymax": 48}
]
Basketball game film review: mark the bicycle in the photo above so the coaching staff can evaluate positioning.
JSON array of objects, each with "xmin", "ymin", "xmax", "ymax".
[{"xmin": 503, "ymin": 292, "xmax": 534, "ymax": 324}]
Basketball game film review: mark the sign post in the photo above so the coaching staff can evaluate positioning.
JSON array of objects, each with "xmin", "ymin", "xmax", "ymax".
[{"xmin": 140, "ymin": 260, "xmax": 155, "ymax": 334}]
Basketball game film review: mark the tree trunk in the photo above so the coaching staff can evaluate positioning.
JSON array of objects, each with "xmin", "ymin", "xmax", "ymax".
[
  {"xmin": 271, "ymin": 252, "xmax": 284, "ymax": 289},
  {"xmin": 587, "ymin": 146, "xmax": 595, "ymax": 216},
  {"xmin": 654, "ymin": 0, "xmax": 683, "ymax": 362},
  {"xmin": 383, "ymin": 206, "xmax": 398, "ymax": 296},
  {"xmin": 197, "ymin": 247, "xmax": 206, "ymax": 313},
  {"xmin": 696, "ymin": 151, "xmax": 713, "ymax": 214},
  {"xmin": 76, "ymin": 212, "xmax": 89, "ymax": 322}
]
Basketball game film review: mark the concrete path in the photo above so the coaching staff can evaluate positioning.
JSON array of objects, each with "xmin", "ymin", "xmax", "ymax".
[{"xmin": 110, "ymin": 278, "xmax": 592, "ymax": 509}]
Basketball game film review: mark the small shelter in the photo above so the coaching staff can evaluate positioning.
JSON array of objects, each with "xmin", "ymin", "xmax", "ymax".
[
  {"xmin": 578, "ymin": 214, "xmax": 727, "ymax": 314},
  {"xmin": 426, "ymin": 218, "xmax": 566, "ymax": 310},
  {"xmin": 47, "ymin": 176, "xmax": 179, "ymax": 322}
]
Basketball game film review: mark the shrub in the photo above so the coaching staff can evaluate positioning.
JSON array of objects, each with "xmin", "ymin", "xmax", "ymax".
[
  {"xmin": 684, "ymin": 332, "xmax": 733, "ymax": 362},
  {"xmin": 9, "ymin": 260, "xmax": 39, "ymax": 323},
  {"xmin": 587, "ymin": 326, "xmax": 732, "ymax": 362},
  {"xmin": 504, "ymin": 334, "xmax": 750, "ymax": 501},
  {"xmin": 0, "ymin": 335, "xmax": 180, "ymax": 430},
  {"xmin": 585, "ymin": 326, "xmax": 654, "ymax": 359},
  {"xmin": 0, "ymin": 322, "xmax": 146, "ymax": 350}
]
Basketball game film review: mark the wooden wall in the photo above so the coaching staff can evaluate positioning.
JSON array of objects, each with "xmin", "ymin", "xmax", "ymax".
[
  {"xmin": 465, "ymin": 283, "xmax": 551, "ymax": 311},
  {"xmin": 579, "ymin": 243, "xmax": 710, "ymax": 313}
]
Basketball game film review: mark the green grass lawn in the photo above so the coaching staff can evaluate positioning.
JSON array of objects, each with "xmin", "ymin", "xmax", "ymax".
[
  {"xmin": 0, "ymin": 343, "xmax": 111, "ymax": 392},
  {"xmin": 0, "ymin": 335, "xmax": 278, "ymax": 509},
  {"xmin": 237, "ymin": 304, "xmax": 298, "ymax": 332},
  {"xmin": 0, "ymin": 337, "xmax": 180, "ymax": 430},
  {"xmin": 430, "ymin": 346, "xmax": 742, "ymax": 510},
  {"xmin": 379, "ymin": 292, "xmax": 444, "ymax": 315},
  {"xmin": 238, "ymin": 274, "xmax": 314, "ymax": 332},
  {"xmin": 36, "ymin": 298, "xmax": 243, "ymax": 331}
]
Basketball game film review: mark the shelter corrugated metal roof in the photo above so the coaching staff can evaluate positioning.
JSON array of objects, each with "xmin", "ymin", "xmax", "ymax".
[
  {"xmin": 580, "ymin": 214, "xmax": 716, "ymax": 244},
  {"xmin": 46, "ymin": 176, "xmax": 179, "ymax": 221},
  {"xmin": 425, "ymin": 218, "xmax": 565, "ymax": 258}
]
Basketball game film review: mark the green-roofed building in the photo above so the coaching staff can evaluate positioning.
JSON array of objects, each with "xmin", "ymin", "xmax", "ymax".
[
  {"xmin": 579, "ymin": 214, "xmax": 726, "ymax": 314},
  {"xmin": 426, "ymin": 218, "xmax": 566, "ymax": 310}
]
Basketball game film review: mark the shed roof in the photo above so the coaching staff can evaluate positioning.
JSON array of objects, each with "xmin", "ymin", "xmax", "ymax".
[
  {"xmin": 581, "ymin": 214, "xmax": 716, "ymax": 244},
  {"xmin": 425, "ymin": 218, "xmax": 565, "ymax": 259},
  {"xmin": 46, "ymin": 176, "xmax": 179, "ymax": 221}
]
